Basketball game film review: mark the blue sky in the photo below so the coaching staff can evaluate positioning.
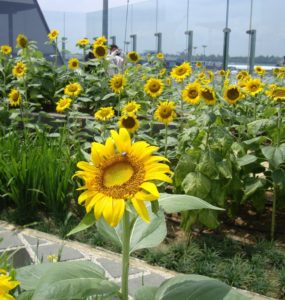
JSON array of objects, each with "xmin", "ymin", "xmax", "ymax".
[{"xmin": 38, "ymin": 0, "xmax": 285, "ymax": 56}]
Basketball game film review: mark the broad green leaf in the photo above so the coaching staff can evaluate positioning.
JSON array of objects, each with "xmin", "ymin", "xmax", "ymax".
[
  {"xmin": 96, "ymin": 218, "xmax": 123, "ymax": 248},
  {"xmin": 242, "ymin": 179, "xmax": 264, "ymax": 202},
  {"xmin": 158, "ymin": 193, "xmax": 223, "ymax": 214},
  {"xmin": 261, "ymin": 145, "xmax": 285, "ymax": 169},
  {"xmin": 17, "ymin": 290, "xmax": 34, "ymax": 300},
  {"xmin": 198, "ymin": 210, "xmax": 219, "ymax": 229},
  {"xmin": 102, "ymin": 93, "xmax": 115, "ymax": 100},
  {"xmin": 247, "ymin": 119, "xmax": 275, "ymax": 136},
  {"xmin": 134, "ymin": 286, "xmax": 158, "ymax": 300},
  {"xmin": 196, "ymin": 153, "xmax": 219, "ymax": 179},
  {"xmin": 182, "ymin": 172, "xmax": 211, "ymax": 199},
  {"xmin": 237, "ymin": 154, "xmax": 257, "ymax": 167},
  {"xmin": 272, "ymin": 169, "xmax": 285, "ymax": 190},
  {"xmin": 216, "ymin": 160, "xmax": 232, "ymax": 179},
  {"xmin": 66, "ymin": 212, "xmax": 96, "ymax": 237},
  {"xmin": 129, "ymin": 209, "xmax": 167, "ymax": 253},
  {"xmin": 155, "ymin": 275, "xmax": 250, "ymax": 300}
]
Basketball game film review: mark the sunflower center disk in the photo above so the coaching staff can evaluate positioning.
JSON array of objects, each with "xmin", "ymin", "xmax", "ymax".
[
  {"xmin": 103, "ymin": 162, "xmax": 134, "ymax": 188},
  {"xmin": 227, "ymin": 89, "xmax": 239, "ymax": 100},
  {"xmin": 150, "ymin": 83, "xmax": 160, "ymax": 92},
  {"xmin": 189, "ymin": 90, "xmax": 198, "ymax": 98}
]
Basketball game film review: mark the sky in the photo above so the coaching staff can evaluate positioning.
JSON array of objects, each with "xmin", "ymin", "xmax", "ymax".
[{"xmin": 37, "ymin": 0, "xmax": 285, "ymax": 57}]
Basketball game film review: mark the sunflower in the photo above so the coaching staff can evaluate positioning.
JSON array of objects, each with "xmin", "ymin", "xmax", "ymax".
[
  {"xmin": 68, "ymin": 58, "xmax": 80, "ymax": 70},
  {"xmin": 159, "ymin": 68, "xmax": 167, "ymax": 77},
  {"xmin": 144, "ymin": 78, "xmax": 164, "ymax": 98},
  {"xmin": 181, "ymin": 82, "xmax": 201, "ymax": 105},
  {"xmin": 170, "ymin": 62, "xmax": 192, "ymax": 82},
  {"xmin": 236, "ymin": 70, "xmax": 249, "ymax": 81},
  {"xmin": 122, "ymin": 101, "xmax": 141, "ymax": 115},
  {"xmin": 276, "ymin": 67, "xmax": 285, "ymax": 79},
  {"xmin": 64, "ymin": 82, "xmax": 82, "ymax": 97},
  {"xmin": 201, "ymin": 86, "xmax": 216, "ymax": 105},
  {"xmin": 110, "ymin": 74, "xmax": 126, "ymax": 94},
  {"xmin": 196, "ymin": 61, "xmax": 202, "ymax": 68},
  {"xmin": 128, "ymin": 51, "xmax": 140, "ymax": 63},
  {"xmin": 118, "ymin": 114, "xmax": 140, "ymax": 133},
  {"xmin": 224, "ymin": 85, "xmax": 242, "ymax": 105},
  {"xmin": 16, "ymin": 34, "xmax": 28, "ymax": 48},
  {"xmin": 245, "ymin": 78, "xmax": 263, "ymax": 96},
  {"xmin": 8, "ymin": 89, "xmax": 22, "ymax": 107},
  {"xmin": 255, "ymin": 66, "xmax": 266, "ymax": 77},
  {"xmin": 267, "ymin": 86, "xmax": 285, "ymax": 102},
  {"xmin": 48, "ymin": 29, "xmax": 59, "ymax": 41},
  {"xmin": 0, "ymin": 269, "xmax": 20, "ymax": 300},
  {"xmin": 93, "ymin": 44, "xmax": 108, "ymax": 59},
  {"xmin": 74, "ymin": 128, "xmax": 172, "ymax": 226},
  {"xmin": 156, "ymin": 52, "xmax": 164, "ymax": 60},
  {"xmin": 56, "ymin": 98, "xmax": 72, "ymax": 113},
  {"xmin": 95, "ymin": 106, "xmax": 115, "ymax": 121},
  {"xmin": 93, "ymin": 36, "xmax": 107, "ymax": 46},
  {"xmin": 77, "ymin": 38, "xmax": 90, "ymax": 47},
  {"xmin": 218, "ymin": 69, "xmax": 226, "ymax": 77},
  {"xmin": 12, "ymin": 61, "xmax": 26, "ymax": 78},
  {"xmin": 0, "ymin": 45, "xmax": 12, "ymax": 55},
  {"xmin": 154, "ymin": 101, "xmax": 176, "ymax": 125}
]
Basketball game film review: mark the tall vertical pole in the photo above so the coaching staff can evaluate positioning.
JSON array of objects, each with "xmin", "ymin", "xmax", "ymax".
[
  {"xmin": 222, "ymin": 0, "xmax": 231, "ymax": 70},
  {"xmin": 110, "ymin": 36, "xmax": 116, "ymax": 45},
  {"xmin": 185, "ymin": 0, "xmax": 193, "ymax": 62},
  {"xmin": 102, "ymin": 0, "xmax": 108, "ymax": 40},
  {"xmin": 124, "ymin": 0, "xmax": 130, "ymax": 52},
  {"xmin": 247, "ymin": 0, "xmax": 256, "ymax": 74},
  {"xmin": 130, "ymin": 34, "xmax": 137, "ymax": 51},
  {"xmin": 154, "ymin": 0, "xmax": 162, "ymax": 53}
]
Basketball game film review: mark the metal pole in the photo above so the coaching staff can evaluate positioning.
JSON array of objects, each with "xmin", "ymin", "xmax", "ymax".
[
  {"xmin": 61, "ymin": 37, "xmax": 67, "ymax": 63},
  {"xmin": 222, "ymin": 0, "xmax": 231, "ymax": 70},
  {"xmin": 185, "ymin": 30, "xmax": 193, "ymax": 62},
  {"xmin": 154, "ymin": 32, "xmax": 162, "ymax": 53},
  {"xmin": 130, "ymin": 34, "xmax": 137, "ymax": 51},
  {"xmin": 247, "ymin": 29, "xmax": 256, "ymax": 74},
  {"xmin": 102, "ymin": 0, "xmax": 108, "ymax": 39},
  {"xmin": 124, "ymin": 0, "xmax": 130, "ymax": 52},
  {"xmin": 110, "ymin": 36, "xmax": 116, "ymax": 45}
]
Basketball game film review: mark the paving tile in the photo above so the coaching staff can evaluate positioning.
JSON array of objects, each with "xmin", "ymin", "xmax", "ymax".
[
  {"xmin": 0, "ymin": 231, "xmax": 23, "ymax": 249},
  {"xmin": 22, "ymin": 234, "xmax": 48, "ymax": 246},
  {"xmin": 128, "ymin": 273, "xmax": 167, "ymax": 296},
  {"xmin": 8, "ymin": 248, "xmax": 33, "ymax": 268},
  {"xmin": 97, "ymin": 257, "xmax": 144, "ymax": 278},
  {"xmin": 32, "ymin": 243, "xmax": 84, "ymax": 262}
]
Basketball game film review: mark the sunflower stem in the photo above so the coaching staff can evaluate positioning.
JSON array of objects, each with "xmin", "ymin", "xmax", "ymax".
[
  {"xmin": 164, "ymin": 124, "xmax": 168, "ymax": 157},
  {"xmin": 121, "ymin": 210, "xmax": 131, "ymax": 300}
]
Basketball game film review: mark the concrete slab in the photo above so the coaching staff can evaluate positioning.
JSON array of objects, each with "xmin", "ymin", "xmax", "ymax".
[
  {"xmin": 22, "ymin": 234, "xmax": 48, "ymax": 246},
  {"xmin": 0, "ymin": 231, "xmax": 23, "ymax": 249}
]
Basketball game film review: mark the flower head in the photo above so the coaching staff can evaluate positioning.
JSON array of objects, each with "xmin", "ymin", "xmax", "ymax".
[
  {"xmin": 56, "ymin": 98, "xmax": 72, "ymax": 113},
  {"xmin": 156, "ymin": 52, "xmax": 164, "ymax": 60},
  {"xmin": 93, "ymin": 44, "xmax": 108, "ymax": 59},
  {"xmin": 128, "ymin": 51, "xmax": 140, "ymax": 63},
  {"xmin": 195, "ymin": 61, "xmax": 202, "ymax": 68},
  {"xmin": 68, "ymin": 58, "xmax": 80, "ymax": 70},
  {"xmin": 0, "ymin": 45, "xmax": 12, "ymax": 56},
  {"xmin": 16, "ymin": 34, "xmax": 28, "ymax": 48},
  {"xmin": 77, "ymin": 38, "xmax": 90, "ymax": 47},
  {"xmin": 95, "ymin": 106, "xmax": 115, "ymax": 121},
  {"xmin": 224, "ymin": 85, "xmax": 242, "ymax": 105},
  {"xmin": 12, "ymin": 61, "xmax": 26, "ymax": 78},
  {"xmin": 64, "ymin": 82, "xmax": 82, "ymax": 97},
  {"xmin": 74, "ymin": 128, "xmax": 172, "ymax": 226},
  {"xmin": 48, "ymin": 29, "xmax": 59, "ymax": 41},
  {"xmin": 118, "ymin": 114, "xmax": 140, "ymax": 133},
  {"xmin": 110, "ymin": 74, "xmax": 126, "ymax": 94},
  {"xmin": 255, "ymin": 66, "xmax": 266, "ymax": 77},
  {"xmin": 245, "ymin": 78, "xmax": 263, "ymax": 96},
  {"xmin": 266, "ymin": 85, "xmax": 285, "ymax": 102},
  {"xmin": 144, "ymin": 78, "xmax": 164, "ymax": 98},
  {"xmin": 182, "ymin": 82, "xmax": 201, "ymax": 105},
  {"xmin": 170, "ymin": 62, "xmax": 192, "ymax": 82},
  {"xmin": 154, "ymin": 101, "xmax": 176, "ymax": 125},
  {"xmin": 93, "ymin": 36, "xmax": 107, "ymax": 46},
  {"xmin": 218, "ymin": 69, "xmax": 226, "ymax": 76},
  {"xmin": 0, "ymin": 269, "xmax": 20, "ymax": 300},
  {"xmin": 122, "ymin": 101, "xmax": 141, "ymax": 115},
  {"xmin": 201, "ymin": 86, "xmax": 216, "ymax": 105},
  {"xmin": 8, "ymin": 89, "xmax": 22, "ymax": 107}
]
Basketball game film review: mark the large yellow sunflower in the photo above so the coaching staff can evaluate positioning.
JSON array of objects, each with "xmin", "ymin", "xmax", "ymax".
[
  {"xmin": 56, "ymin": 98, "xmax": 72, "ymax": 113},
  {"xmin": 93, "ymin": 36, "xmax": 107, "ymax": 47},
  {"xmin": 93, "ymin": 44, "xmax": 108, "ymax": 59},
  {"xmin": 74, "ymin": 128, "xmax": 172, "ymax": 226},
  {"xmin": 118, "ymin": 114, "xmax": 140, "ymax": 133},
  {"xmin": 68, "ymin": 58, "xmax": 80, "ymax": 70},
  {"xmin": 0, "ymin": 45, "xmax": 12, "ymax": 56},
  {"xmin": 154, "ymin": 101, "xmax": 176, "ymax": 125},
  {"xmin": 245, "ymin": 78, "xmax": 263, "ymax": 96},
  {"xmin": 77, "ymin": 38, "xmax": 90, "ymax": 47},
  {"xmin": 144, "ymin": 78, "xmax": 164, "ymax": 98},
  {"xmin": 64, "ymin": 82, "xmax": 82, "ymax": 97},
  {"xmin": 109, "ymin": 74, "xmax": 126, "ymax": 94},
  {"xmin": 255, "ymin": 66, "xmax": 266, "ymax": 77},
  {"xmin": 48, "ymin": 29, "xmax": 59, "ymax": 41},
  {"xmin": 267, "ymin": 86, "xmax": 285, "ymax": 102},
  {"xmin": 8, "ymin": 89, "xmax": 22, "ymax": 107},
  {"xmin": 201, "ymin": 86, "xmax": 217, "ymax": 105},
  {"xmin": 128, "ymin": 51, "xmax": 140, "ymax": 63},
  {"xmin": 122, "ymin": 101, "xmax": 141, "ymax": 115},
  {"xmin": 16, "ymin": 34, "xmax": 28, "ymax": 48},
  {"xmin": 170, "ymin": 62, "xmax": 192, "ymax": 82},
  {"xmin": 12, "ymin": 61, "xmax": 26, "ymax": 78},
  {"xmin": 0, "ymin": 269, "xmax": 20, "ymax": 300},
  {"xmin": 181, "ymin": 82, "xmax": 201, "ymax": 105},
  {"xmin": 236, "ymin": 70, "xmax": 249, "ymax": 81},
  {"xmin": 224, "ymin": 85, "xmax": 242, "ymax": 105},
  {"xmin": 95, "ymin": 106, "xmax": 115, "ymax": 121}
]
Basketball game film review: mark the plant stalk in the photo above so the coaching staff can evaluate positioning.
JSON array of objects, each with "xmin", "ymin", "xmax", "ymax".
[
  {"xmin": 164, "ymin": 124, "xmax": 168, "ymax": 157},
  {"xmin": 271, "ymin": 183, "xmax": 278, "ymax": 241},
  {"xmin": 121, "ymin": 210, "xmax": 131, "ymax": 300}
]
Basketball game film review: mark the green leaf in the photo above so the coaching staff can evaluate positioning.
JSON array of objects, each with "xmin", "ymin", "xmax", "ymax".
[
  {"xmin": 134, "ymin": 286, "xmax": 158, "ymax": 300},
  {"xmin": 66, "ymin": 212, "xmax": 96, "ymax": 237},
  {"xmin": 129, "ymin": 209, "xmax": 167, "ymax": 253},
  {"xmin": 155, "ymin": 274, "xmax": 250, "ymax": 300},
  {"xmin": 237, "ymin": 154, "xmax": 257, "ymax": 167},
  {"xmin": 216, "ymin": 160, "xmax": 232, "ymax": 179},
  {"xmin": 272, "ymin": 169, "xmax": 285, "ymax": 190},
  {"xmin": 96, "ymin": 218, "xmax": 122, "ymax": 248},
  {"xmin": 102, "ymin": 93, "xmax": 115, "ymax": 100},
  {"xmin": 247, "ymin": 119, "xmax": 275, "ymax": 136},
  {"xmin": 17, "ymin": 290, "xmax": 34, "ymax": 300},
  {"xmin": 158, "ymin": 193, "xmax": 223, "ymax": 214},
  {"xmin": 198, "ymin": 210, "xmax": 219, "ymax": 229},
  {"xmin": 242, "ymin": 179, "xmax": 264, "ymax": 202},
  {"xmin": 261, "ymin": 145, "xmax": 285, "ymax": 169},
  {"xmin": 196, "ymin": 152, "xmax": 219, "ymax": 179},
  {"xmin": 182, "ymin": 172, "xmax": 211, "ymax": 199}
]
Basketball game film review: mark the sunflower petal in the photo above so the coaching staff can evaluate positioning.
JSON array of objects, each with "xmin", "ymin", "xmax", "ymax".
[
  {"xmin": 135, "ymin": 191, "xmax": 158, "ymax": 201},
  {"xmin": 78, "ymin": 190, "xmax": 96, "ymax": 204},
  {"xmin": 144, "ymin": 172, "xmax": 173, "ymax": 183},
  {"xmin": 77, "ymin": 161, "xmax": 96, "ymax": 172},
  {"xmin": 131, "ymin": 198, "xmax": 150, "ymax": 223},
  {"xmin": 111, "ymin": 128, "xmax": 131, "ymax": 152},
  {"xmin": 94, "ymin": 197, "xmax": 111, "ymax": 220},
  {"xmin": 110, "ymin": 199, "xmax": 125, "ymax": 227},
  {"xmin": 86, "ymin": 193, "xmax": 104, "ymax": 213},
  {"xmin": 140, "ymin": 182, "xmax": 160, "ymax": 198}
]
